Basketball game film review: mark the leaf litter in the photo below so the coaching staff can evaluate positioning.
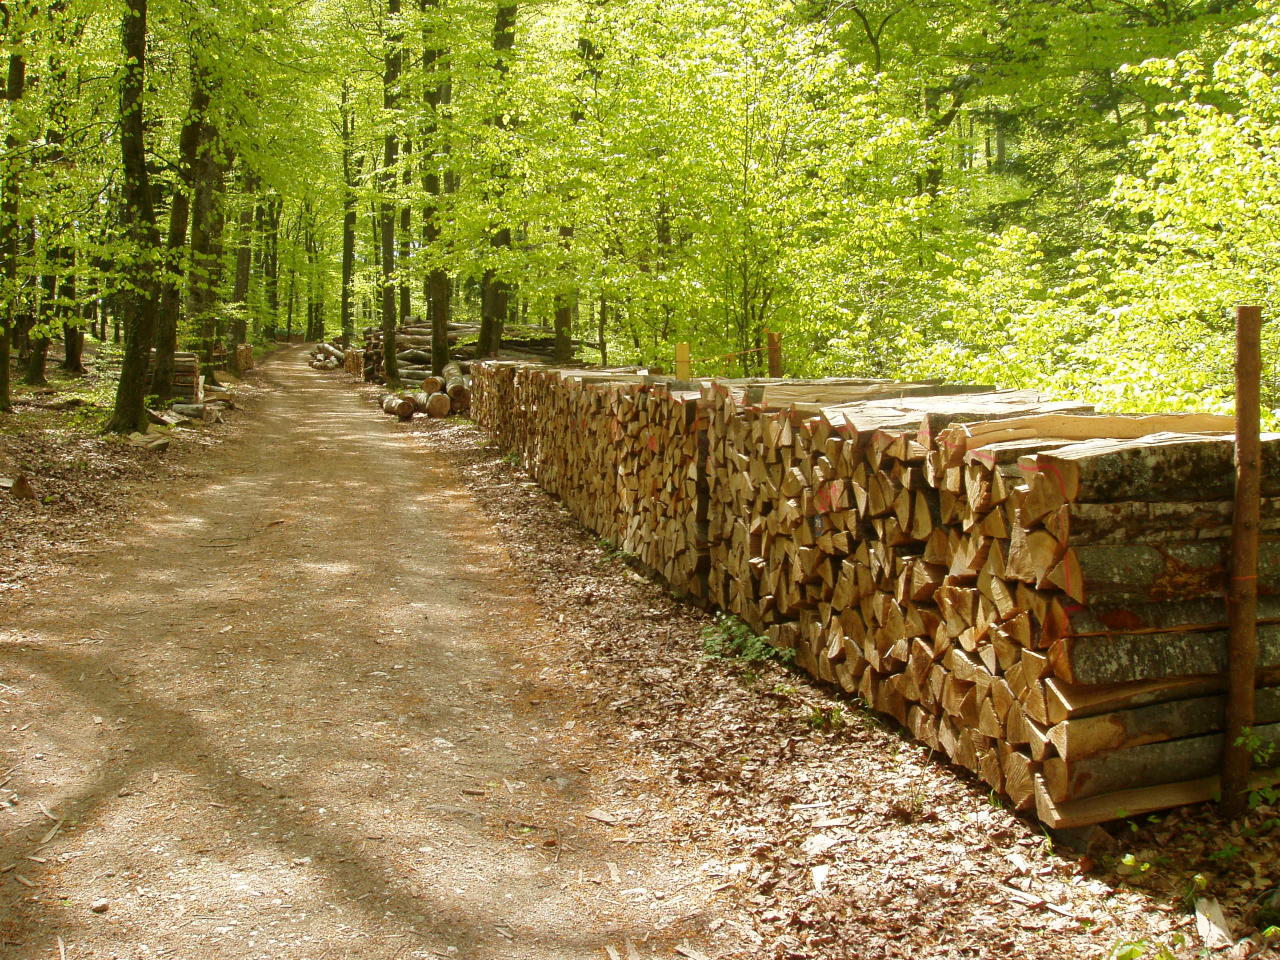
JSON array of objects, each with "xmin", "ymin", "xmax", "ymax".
[{"xmin": 398, "ymin": 409, "xmax": 1280, "ymax": 960}]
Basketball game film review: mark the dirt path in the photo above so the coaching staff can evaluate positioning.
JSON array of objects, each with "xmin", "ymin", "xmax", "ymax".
[{"xmin": 0, "ymin": 347, "xmax": 722, "ymax": 960}]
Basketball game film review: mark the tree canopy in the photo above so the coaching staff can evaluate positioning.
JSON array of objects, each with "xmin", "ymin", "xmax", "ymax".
[{"xmin": 1, "ymin": 0, "xmax": 1276, "ymax": 424}]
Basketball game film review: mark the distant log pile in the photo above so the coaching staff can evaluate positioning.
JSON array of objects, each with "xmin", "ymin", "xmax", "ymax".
[
  {"xmin": 361, "ymin": 321, "xmax": 580, "ymax": 386},
  {"xmin": 471, "ymin": 361, "xmax": 1279, "ymax": 827},
  {"xmin": 308, "ymin": 342, "xmax": 345, "ymax": 370}
]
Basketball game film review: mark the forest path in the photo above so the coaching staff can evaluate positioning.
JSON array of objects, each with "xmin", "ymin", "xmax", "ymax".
[{"xmin": 0, "ymin": 347, "xmax": 716, "ymax": 960}]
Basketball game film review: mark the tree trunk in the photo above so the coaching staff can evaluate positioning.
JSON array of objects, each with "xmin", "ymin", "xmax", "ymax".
[
  {"xmin": 340, "ymin": 83, "xmax": 356, "ymax": 348},
  {"xmin": 60, "ymin": 266, "xmax": 85, "ymax": 374},
  {"xmin": 421, "ymin": 0, "xmax": 453, "ymax": 376},
  {"xmin": 229, "ymin": 167, "xmax": 256, "ymax": 360},
  {"xmin": 379, "ymin": 0, "xmax": 403, "ymax": 389},
  {"xmin": 151, "ymin": 71, "xmax": 208, "ymax": 399},
  {"xmin": 597, "ymin": 297, "xmax": 608, "ymax": 365},
  {"xmin": 477, "ymin": 2, "xmax": 517, "ymax": 359},
  {"xmin": 187, "ymin": 110, "xmax": 227, "ymax": 384},
  {"xmin": 0, "ymin": 27, "xmax": 21, "ymax": 412},
  {"xmin": 105, "ymin": 0, "xmax": 162, "ymax": 434}
]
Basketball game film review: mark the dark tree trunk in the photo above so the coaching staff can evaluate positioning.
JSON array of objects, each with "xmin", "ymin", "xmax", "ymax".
[
  {"xmin": 264, "ymin": 198, "xmax": 281, "ymax": 324},
  {"xmin": 60, "ymin": 267, "xmax": 85, "ymax": 373},
  {"xmin": 597, "ymin": 297, "xmax": 608, "ymax": 365},
  {"xmin": 187, "ymin": 112, "xmax": 225, "ymax": 383},
  {"xmin": 0, "ymin": 23, "xmax": 22, "ymax": 412},
  {"xmin": 379, "ymin": 0, "xmax": 403, "ymax": 388},
  {"xmin": 399, "ymin": 139, "xmax": 412, "ymax": 325},
  {"xmin": 151, "ymin": 72, "xmax": 208, "ymax": 399},
  {"xmin": 229, "ymin": 167, "xmax": 256, "ymax": 358},
  {"xmin": 421, "ymin": 0, "xmax": 453, "ymax": 376},
  {"xmin": 340, "ymin": 83, "xmax": 356, "ymax": 348},
  {"xmin": 105, "ymin": 0, "xmax": 162, "ymax": 434},
  {"xmin": 477, "ymin": 2, "xmax": 517, "ymax": 359}
]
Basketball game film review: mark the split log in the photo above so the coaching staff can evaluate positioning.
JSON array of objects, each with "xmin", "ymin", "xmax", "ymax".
[{"xmin": 1034, "ymin": 769, "xmax": 1280, "ymax": 830}]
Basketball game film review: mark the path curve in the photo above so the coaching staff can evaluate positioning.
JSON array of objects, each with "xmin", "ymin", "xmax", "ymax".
[{"xmin": 0, "ymin": 347, "xmax": 716, "ymax": 960}]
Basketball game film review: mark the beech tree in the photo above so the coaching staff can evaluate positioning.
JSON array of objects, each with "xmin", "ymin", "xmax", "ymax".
[{"xmin": 0, "ymin": 0, "xmax": 1275, "ymax": 426}]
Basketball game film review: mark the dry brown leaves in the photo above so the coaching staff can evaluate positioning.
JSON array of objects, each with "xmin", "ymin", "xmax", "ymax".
[
  {"xmin": 393, "ymin": 406, "xmax": 1280, "ymax": 960},
  {"xmin": 0, "ymin": 361, "xmax": 260, "ymax": 595}
]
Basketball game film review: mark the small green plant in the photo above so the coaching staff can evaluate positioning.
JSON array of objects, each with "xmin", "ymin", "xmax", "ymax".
[
  {"xmin": 1116, "ymin": 852, "xmax": 1153, "ymax": 878},
  {"xmin": 1235, "ymin": 728, "xmax": 1280, "ymax": 808},
  {"xmin": 700, "ymin": 613, "xmax": 793, "ymax": 666},
  {"xmin": 1107, "ymin": 933, "xmax": 1184, "ymax": 960},
  {"xmin": 1209, "ymin": 842, "xmax": 1242, "ymax": 863},
  {"xmin": 806, "ymin": 705, "xmax": 845, "ymax": 731}
]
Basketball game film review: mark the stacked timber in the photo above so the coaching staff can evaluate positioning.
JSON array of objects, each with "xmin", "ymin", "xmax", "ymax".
[
  {"xmin": 471, "ymin": 359, "xmax": 1279, "ymax": 826},
  {"xmin": 344, "ymin": 348, "xmax": 364, "ymax": 378},
  {"xmin": 363, "ymin": 322, "xmax": 440, "ymax": 385},
  {"xmin": 363, "ymin": 321, "xmax": 582, "ymax": 385},
  {"xmin": 147, "ymin": 350, "xmax": 201, "ymax": 403},
  {"xmin": 309, "ymin": 343, "xmax": 345, "ymax": 370}
]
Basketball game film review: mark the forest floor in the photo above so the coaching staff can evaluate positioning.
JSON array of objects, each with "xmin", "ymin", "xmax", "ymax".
[{"xmin": 0, "ymin": 345, "xmax": 1277, "ymax": 960}]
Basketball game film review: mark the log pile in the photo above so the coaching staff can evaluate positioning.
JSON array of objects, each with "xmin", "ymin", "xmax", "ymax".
[
  {"xmin": 309, "ymin": 342, "xmax": 345, "ymax": 370},
  {"xmin": 470, "ymin": 360, "xmax": 1280, "ymax": 826},
  {"xmin": 148, "ymin": 350, "xmax": 202, "ymax": 403},
  {"xmin": 377, "ymin": 388, "xmax": 457, "ymax": 421},
  {"xmin": 362, "ymin": 321, "xmax": 580, "ymax": 385}
]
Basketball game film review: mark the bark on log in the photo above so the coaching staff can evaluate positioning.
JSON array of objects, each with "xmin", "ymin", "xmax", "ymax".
[
  {"xmin": 381, "ymin": 394, "xmax": 414, "ymax": 420},
  {"xmin": 1041, "ymin": 721, "xmax": 1280, "ymax": 802},
  {"xmin": 1042, "ymin": 595, "xmax": 1280, "ymax": 643},
  {"xmin": 1019, "ymin": 433, "xmax": 1280, "ymax": 520},
  {"xmin": 1049, "ymin": 687, "xmax": 1280, "ymax": 760},
  {"xmin": 1047, "ymin": 623, "xmax": 1280, "ymax": 685},
  {"xmin": 1047, "ymin": 538, "xmax": 1280, "ymax": 605}
]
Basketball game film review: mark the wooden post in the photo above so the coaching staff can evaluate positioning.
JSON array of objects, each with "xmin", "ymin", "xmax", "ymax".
[
  {"xmin": 675, "ymin": 341, "xmax": 690, "ymax": 381},
  {"xmin": 766, "ymin": 329, "xmax": 783, "ymax": 378},
  {"xmin": 1223, "ymin": 303, "xmax": 1262, "ymax": 818}
]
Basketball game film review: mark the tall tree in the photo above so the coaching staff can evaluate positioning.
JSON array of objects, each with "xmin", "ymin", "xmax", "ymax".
[
  {"xmin": 476, "ymin": 2, "xmax": 517, "ymax": 359},
  {"xmin": 0, "ymin": 0, "xmax": 26, "ymax": 413},
  {"xmin": 105, "ymin": 0, "xmax": 162, "ymax": 434},
  {"xmin": 379, "ymin": 0, "xmax": 403, "ymax": 388}
]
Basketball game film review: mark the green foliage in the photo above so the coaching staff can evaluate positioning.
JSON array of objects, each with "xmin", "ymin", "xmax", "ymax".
[
  {"xmin": 700, "ymin": 613, "xmax": 793, "ymax": 666},
  {"xmin": 4, "ymin": 0, "xmax": 1279, "ymax": 418},
  {"xmin": 1107, "ymin": 934, "xmax": 1186, "ymax": 960}
]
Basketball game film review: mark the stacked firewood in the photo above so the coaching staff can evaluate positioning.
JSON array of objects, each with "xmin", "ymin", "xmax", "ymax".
[
  {"xmin": 470, "ymin": 360, "xmax": 1280, "ymax": 826},
  {"xmin": 147, "ymin": 350, "xmax": 202, "ymax": 403},
  {"xmin": 343, "ymin": 348, "xmax": 364, "ymax": 378}
]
